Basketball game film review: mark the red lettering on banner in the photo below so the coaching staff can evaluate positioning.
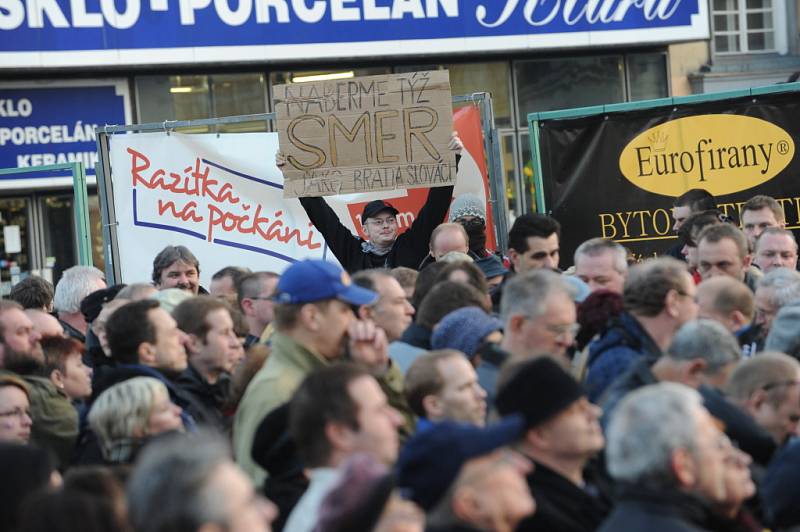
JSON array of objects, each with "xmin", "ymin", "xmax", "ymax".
[
  {"xmin": 206, "ymin": 204, "xmax": 321, "ymax": 250},
  {"xmin": 128, "ymin": 149, "xmax": 241, "ymax": 206},
  {"xmin": 157, "ymin": 199, "xmax": 203, "ymax": 223},
  {"xmin": 129, "ymin": 147, "xmax": 321, "ymax": 252}
]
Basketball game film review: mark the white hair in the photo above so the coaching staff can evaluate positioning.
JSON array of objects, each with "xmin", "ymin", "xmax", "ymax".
[
  {"xmin": 500, "ymin": 269, "xmax": 576, "ymax": 324},
  {"xmin": 53, "ymin": 265, "xmax": 105, "ymax": 313},
  {"xmin": 667, "ymin": 319, "xmax": 741, "ymax": 373},
  {"xmin": 127, "ymin": 432, "xmax": 232, "ymax": 532},
  {"xmin": 757, "ymin": 267, "xmax": 800, "ymax": 308},
  {"xmin": 88, "ymin": 377, "xmax": 166, "ymax": 457},
  {"xmin": 606, "ymin": 382, "xmax": 703, "ymax": 487},
  {"xmin": 574, "ymin": 237, "xmax": 628, "ymax": 274}
]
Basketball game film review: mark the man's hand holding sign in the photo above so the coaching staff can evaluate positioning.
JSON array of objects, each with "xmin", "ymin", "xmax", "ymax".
[{"xmin": 274, "ymin": 71, "xmax": 462, "ymax": 273}]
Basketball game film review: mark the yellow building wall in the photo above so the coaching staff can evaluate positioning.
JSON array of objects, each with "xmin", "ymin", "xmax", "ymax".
[{"xmin": 668, "ymin": 41, "xmax": 710, "ymax": 96}]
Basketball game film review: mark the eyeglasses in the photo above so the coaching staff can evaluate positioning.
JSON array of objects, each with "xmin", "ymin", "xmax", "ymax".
[
  {"xmin": 366, "ymin": 217, "xmax": 397, "ymax": 228},
  {"xmin": 0, "ymin": 407, "xmax": 31, "ymax": 419},
  {"xmin": 247, "ymin": 296, "xmax": 274, "ymax": 301},
  {"xmin": 761, "ymin": 380, "xmax": 800, "ymax": 392},
  {"xmin": 543, "ymin": 323, "xmax": 580, "ymax": 338}
]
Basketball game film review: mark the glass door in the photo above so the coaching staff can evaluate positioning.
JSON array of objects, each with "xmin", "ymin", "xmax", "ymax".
[{"xmin": 0, "ymin": 197, "xmax": 31, "ymax": 289}]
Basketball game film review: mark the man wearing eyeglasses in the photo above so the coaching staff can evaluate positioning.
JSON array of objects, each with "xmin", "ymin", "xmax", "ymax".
[
  {"xmin": 238, "ymin": 272, "xmax": 281, "ymax": 347},
  {"xmin": 294, "ymin": 135, "xmax": 463, "ymax": 274}
]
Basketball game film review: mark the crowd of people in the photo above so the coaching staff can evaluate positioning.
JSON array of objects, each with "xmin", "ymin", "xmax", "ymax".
[{"xmin": 2, "ymin": 163, "xmax": 800, "ymax": 532}]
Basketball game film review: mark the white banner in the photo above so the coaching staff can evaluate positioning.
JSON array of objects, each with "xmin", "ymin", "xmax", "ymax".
[{"xmin": 108, "ymin": 125, "xmax": 489, "ymax": 286}]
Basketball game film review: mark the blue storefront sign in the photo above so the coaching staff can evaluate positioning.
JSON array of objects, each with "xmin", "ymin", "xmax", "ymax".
[
  {"xmin": 0, "ymin": 0, "xmax": 709, "ymax": 68},
  {"xmin": 0, "ymin": 83, "xmax": 129, "ymax": 176}
]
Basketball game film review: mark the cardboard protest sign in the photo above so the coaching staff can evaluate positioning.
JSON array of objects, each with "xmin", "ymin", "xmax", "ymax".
[
  {"xmin": 274, "ymin": 70, "xmax": 456, "ymax": 198},
  {"xmin": 106, "ymin": 105, "xmax": 491, "ymax": 286},
  {"xmin": 533, "ymin": 89, "xmax": 800, "ymax": 264}
]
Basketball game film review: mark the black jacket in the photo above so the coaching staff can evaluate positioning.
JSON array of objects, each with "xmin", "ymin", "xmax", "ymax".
[
  {"xmin": 299, "ymin": 182, "xmax": 455, "ymax": 273},
  {"xmin": 174, "ymin": 364, "xmax": 231, "ymax": 431},
  {"xmin": 598, "ymin": 485, "xmax": 712, "ymax": 532},
  {"xmin": 516, "ymin": 461, "xmax": 612, "ymax": 532}
]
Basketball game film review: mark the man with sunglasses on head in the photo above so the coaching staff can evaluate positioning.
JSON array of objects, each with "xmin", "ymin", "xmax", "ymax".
[{"xmin": 291, "ymin": 134, "xmax": 462, "ymax": 274}]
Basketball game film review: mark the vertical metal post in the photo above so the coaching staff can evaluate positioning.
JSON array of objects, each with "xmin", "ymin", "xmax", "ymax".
[
  {"xmin": 95, "ymin": 161, "xmax": 115, "ymax": 285},
  {"xmin": 70, "ymin": 161, "xmax": 93, "ymax": 266},
  {"xmin": 95, "ymin": 131, "xmax": 121, "ymax": 285},
  {"xmin": 476, "ymin": 93, "xmax": 510, "ymax": 253},
  {"xmin": 528, "ymin": 119, "xmax": 547, "ymax": 214}
]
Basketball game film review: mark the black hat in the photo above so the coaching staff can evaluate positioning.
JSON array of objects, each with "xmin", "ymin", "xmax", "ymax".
[
  {"xmin": 495, "ymin": 357, "xmax": 584, "ymax": 428},
  {"xmin": 80, "ymin": 284, "xmax": 127, "ymax": 324},
  {"xmin": 361, "ymin": 200, "xmax": 399, "ymax": 221}
]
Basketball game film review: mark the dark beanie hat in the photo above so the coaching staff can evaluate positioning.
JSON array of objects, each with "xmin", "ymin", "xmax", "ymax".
[
  {"xmin": 495, "ymin": 357, "xmax": 584, "ymax": 428},
  {"xmin": 80, "ymin": 284, "xmax": 126, "ymax": 323}
]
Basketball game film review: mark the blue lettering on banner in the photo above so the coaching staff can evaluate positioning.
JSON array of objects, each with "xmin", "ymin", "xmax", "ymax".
[
  {"xmin": 0, "ymin": 0, "xmax": 702, "ymax": 52},
  {"xmin": 0, "ymin": 86, "xmax": 126, "ymax": 175}
]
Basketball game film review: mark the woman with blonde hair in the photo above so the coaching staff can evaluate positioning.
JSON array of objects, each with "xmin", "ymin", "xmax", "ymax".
[{"xmin": 88, "ymin": 377, "xmax": 183, "ymax": 464}]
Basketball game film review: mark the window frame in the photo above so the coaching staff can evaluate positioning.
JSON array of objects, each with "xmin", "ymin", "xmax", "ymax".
[{"xmin": 711, "ymin": 0, "xmax": 787, "ymax": 55}]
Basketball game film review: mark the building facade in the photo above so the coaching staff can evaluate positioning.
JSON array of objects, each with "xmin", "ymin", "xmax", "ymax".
[{"xmin": 1, "ymin": 0, "xmax": 766, "ymax": 284}]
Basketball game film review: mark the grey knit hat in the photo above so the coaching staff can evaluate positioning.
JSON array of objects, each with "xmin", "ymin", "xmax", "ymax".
[
  {"xmin": 431, "ymin": 306, "xmax": 503, "ymax": 358},
  {"xmin": 449, "ymin": 193, "xmax": 486, "ymax": 222}
]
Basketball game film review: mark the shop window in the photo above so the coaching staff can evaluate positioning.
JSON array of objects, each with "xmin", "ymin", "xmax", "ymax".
[
  {"xmin": 514, "ymin": 56, "xmax": 625, "ymax": 120},
  {"xmin": 135, "ymin": 73, "xmax": 268, "ymax": 132},
  {"xmin": 0, "ymin": 198, "xmax": 31, "ymax": 285},
  {"xmin": 495, "ymin": 133, "xmax": 520, "ymax": 218},
  {"xmin": 446, "ymin": 62, "xmax": 513, "ymax": 128},
  {"xmin": 628, "ymin": 53, "xmax": 669, "ymax": 101},
  {"xmin": 712, "ymin": 0, "xmax": 779, "ymax": 54},
  {"xmin": 42, "ymin": 194, "xmax": 75, "ymax": 283},
  {"xmin": 88, "ymin": 194, "xmax": 105, "ymax": 273},
  {"xmin": 518, "ymin": 132, "xmax": 535, "ymax": 214}
]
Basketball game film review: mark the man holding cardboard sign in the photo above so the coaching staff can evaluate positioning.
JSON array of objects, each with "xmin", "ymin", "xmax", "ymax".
[{"xmin": 274, "ymin": 71, "xmax": 461, "ymax": 273}]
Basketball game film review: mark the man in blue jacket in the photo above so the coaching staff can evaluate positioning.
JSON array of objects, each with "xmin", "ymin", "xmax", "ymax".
[{"xmin": 586, "ymin": 257, "xmax": 697, "ymax": 402}]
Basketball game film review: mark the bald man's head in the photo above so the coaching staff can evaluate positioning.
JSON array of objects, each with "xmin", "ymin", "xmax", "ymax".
[
  {"xmin": 25, "ymin": 309, "xmax": 65, "ymax": 338},
  {"xmin": 697, "ymin": 277, "xmax": 754, "ymax": 333}
]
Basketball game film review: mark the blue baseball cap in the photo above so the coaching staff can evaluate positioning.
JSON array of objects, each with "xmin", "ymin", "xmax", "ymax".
[
  {"xmin": 274, "ymin": 260, "xmax": 378, "ymax": 306},
  {"xmin": 396, "ymin": 414, "xmax": 525, "ymax": 511}
]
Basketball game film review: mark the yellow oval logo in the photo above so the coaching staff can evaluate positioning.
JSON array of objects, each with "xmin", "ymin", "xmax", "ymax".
[{"xmin": 618, "ymin": 114, "xmax": 794, "ymax": 197}]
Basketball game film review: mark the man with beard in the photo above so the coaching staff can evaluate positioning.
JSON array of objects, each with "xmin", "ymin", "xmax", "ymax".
[{"xmin": 0, "ymin": 300, "xmax": 77, "ymax": 466}]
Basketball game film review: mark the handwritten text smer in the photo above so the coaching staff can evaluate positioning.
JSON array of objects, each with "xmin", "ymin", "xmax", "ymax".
[
  {"xmin": 127, "ymin": 147, "xmax": 320, "ymax": 250},
  {"xmin": 275, "ymin": 70, "xmax": 455, "ymax": 198}
]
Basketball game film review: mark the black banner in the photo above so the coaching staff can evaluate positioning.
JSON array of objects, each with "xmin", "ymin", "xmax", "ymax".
[{"xmin": 536, "ymin": 89, "xmax": 800, "ymax": 265}]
